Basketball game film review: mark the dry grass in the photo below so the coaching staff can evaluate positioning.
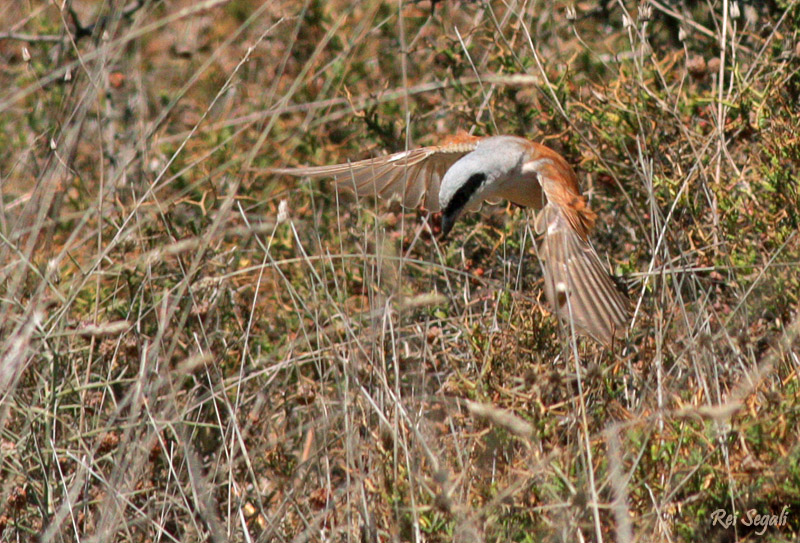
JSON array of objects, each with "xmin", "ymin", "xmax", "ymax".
[{"xmin": 1, "ymin": 0, "xmax": 799, "ymax": 542}]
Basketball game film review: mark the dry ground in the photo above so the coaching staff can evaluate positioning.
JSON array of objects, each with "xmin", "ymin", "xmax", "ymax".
[{"xmin": 1, "ymin": 1, "xmax": 799, "ymax": 542}]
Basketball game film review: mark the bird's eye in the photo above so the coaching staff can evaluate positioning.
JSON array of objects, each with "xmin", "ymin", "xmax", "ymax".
[
  {"xmin": 444, "ymin": 172, "xmax": 486, "ymax": 217},
  {"xmin": 465, "ymin": 172, "xmax": 486, "ymax": 187}
]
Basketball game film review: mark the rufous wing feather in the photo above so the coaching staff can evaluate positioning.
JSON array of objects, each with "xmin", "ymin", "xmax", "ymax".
[{"xmin": 539, "ymin": 206, "xmax": 629, "ymax": 344}]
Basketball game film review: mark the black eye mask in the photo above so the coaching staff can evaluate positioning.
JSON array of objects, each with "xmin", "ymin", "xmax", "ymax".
[{"xmin": 440, "ymin": 172, "xmax": 486, "ymax": 240}]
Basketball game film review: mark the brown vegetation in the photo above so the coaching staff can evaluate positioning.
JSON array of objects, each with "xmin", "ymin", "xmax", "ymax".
[{"xmin": 1, "ymin": 1, "xmax": 799, "ymax": 541}]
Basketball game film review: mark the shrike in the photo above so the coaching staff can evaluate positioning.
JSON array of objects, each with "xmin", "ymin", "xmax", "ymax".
[{"xmin": 270, "ymin": 134, "xmax": 630, "ymax": 344}]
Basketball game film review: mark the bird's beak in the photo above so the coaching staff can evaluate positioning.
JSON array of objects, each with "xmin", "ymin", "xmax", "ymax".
[
  {"xmin": 438, "ymin": 170, "xmax": 485, "ymax": 241},
  {"xmin": 439, "ymin": 209, "xmax": 458, "ymax": 241}
]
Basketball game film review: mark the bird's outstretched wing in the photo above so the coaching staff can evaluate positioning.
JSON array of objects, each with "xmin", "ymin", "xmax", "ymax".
[
  {"xmin": 537, "ymin": 205, "xmax": 630, "ymax": 344},
  {"xmin": 267, "ymin": 136, "xmax": 481, "ymax": 212}
]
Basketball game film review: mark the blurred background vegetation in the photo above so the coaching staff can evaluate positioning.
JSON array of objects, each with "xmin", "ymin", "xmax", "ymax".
[{"xmin": 1, "ymin": 0, "xmax": 799, "ymax": 541}]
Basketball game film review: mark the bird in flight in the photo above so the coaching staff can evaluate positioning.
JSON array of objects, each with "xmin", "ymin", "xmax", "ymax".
[{"xmin": 269, "ymin": 134, "xmax": 630, "ymax": 344}]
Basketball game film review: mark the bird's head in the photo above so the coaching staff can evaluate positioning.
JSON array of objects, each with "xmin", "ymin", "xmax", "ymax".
[{"xmin": 437, "ymin": 138, "xmax": 528, "ymax": 240}]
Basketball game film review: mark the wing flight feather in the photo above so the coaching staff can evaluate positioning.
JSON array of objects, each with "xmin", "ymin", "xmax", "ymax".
[{"xmin": 267, "ymin": 139, "xmax": 480, "ymax": 212}]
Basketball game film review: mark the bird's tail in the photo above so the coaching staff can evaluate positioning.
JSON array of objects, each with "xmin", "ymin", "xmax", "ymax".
[{"xmin": 537, "ymin": 207, "xmax": 630, "ymax": 344}]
